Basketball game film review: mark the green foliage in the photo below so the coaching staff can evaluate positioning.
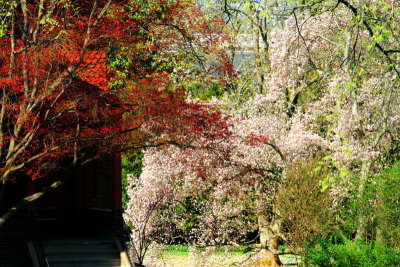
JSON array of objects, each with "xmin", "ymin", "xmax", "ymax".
[
  {"xmin": 165, "ymin": 244, "xmax": 190, "ymax": 252},
  {"xmin": 174, "ymin": 196, "xmax": 201, "ymax": 233},
  {"xmin": 188, "ymin": 83, "xmax": 225, "ymax": 100},
  {"xmin": 0, "ymin": 1, "xmax": 13, "ymax": 37},
  {"xmin": 336, "ymin": 172, "xmax": 378, "ymax": 241},
  {"xmin": 275, "ymin": 157, "xmax": 336, "ymax": 253},
  {"xmin": 376, "ymin": 161, "xmax": 400, "ymax": 248},
  {"xmin": 304, "ymin": 239, "xmax": 400, "ymax": 267},
  {"xmin": 334, "ymin": 161, "xmax": 400, "ymax": 245},
  {"xmin": 163, "ymin": 244, "xmax": 254, "ymax": 254},
  {"xmin": 122, "ymin": 151, "xmax": 143, "ymax": 209}
]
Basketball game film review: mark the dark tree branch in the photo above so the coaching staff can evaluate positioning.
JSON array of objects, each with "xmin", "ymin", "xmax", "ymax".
[{"xmin": 337, "ymin": 0, "xmax": 400, "ymax": 75}]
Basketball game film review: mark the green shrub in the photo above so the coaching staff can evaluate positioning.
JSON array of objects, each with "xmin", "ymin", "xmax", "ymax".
[
  {"xmin": 304, "ymin": 239, "xmax": 400, "ymax": 266},
  {"xmin": 329, "ymin": 161, "xmax": 400, "ymax": 245},
  {"xmin": 334, "ymin": 172, "xmax": 378, "ymax": 242},
  {"xmin": 122, "ymin": 151, "xmax": 143, "ymax": 209},
  {"xmin": 376, "ymin": 161, "xmax": 400, "ymax": 248},
  {"xmin": 275, "ymin": 157, "xmax": 335, "ymax": 253}
]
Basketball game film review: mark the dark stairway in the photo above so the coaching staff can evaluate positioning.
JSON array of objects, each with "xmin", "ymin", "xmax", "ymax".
[{"xmin": 41, "ymin": 236, "xmax": 121, "ymax": 267}]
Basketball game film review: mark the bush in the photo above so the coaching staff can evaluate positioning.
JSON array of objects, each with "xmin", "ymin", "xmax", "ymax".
[
  {"xmin": 334, "ymin": 171, "xmax": 378, "ymax": 242},
  {"xmin": 275, "ymin": 157, "xmax": 335, "ymax": 253},
  {"xmin": 330, "ymin": 161, "xmax": 400, "ymax": 245},
  {"xmin": 376, "ymin": 161, "xmax": 400, "ymax": 248},
  {"xmin": 304, "ymin": 239, "xmax": 400, "ymax": 266},
  {"xmin": 122, "ymin": 151, "xmax": 143, "ymax": 209}
]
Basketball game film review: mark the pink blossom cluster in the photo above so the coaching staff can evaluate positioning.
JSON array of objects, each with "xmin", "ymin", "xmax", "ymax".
[
  {"xmin": 124, "ymin": 89, "xmax": 325, "ymax": 244},
  {"xmin": 124, "ymin": 2, "xmax": 400, "ymax": 246}
]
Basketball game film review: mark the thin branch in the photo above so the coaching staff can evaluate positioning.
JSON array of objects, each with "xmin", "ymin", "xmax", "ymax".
[
  {"xmin": 293, "ymin": 12, "xmax": 317, "ymax": 69},
  {"xmin": 266, "ymin": 142, "xmax": 287, "ymax": 167},
  {"xmin": 337, "ymin": 0, "xmax": 400, "ymax": 76}
]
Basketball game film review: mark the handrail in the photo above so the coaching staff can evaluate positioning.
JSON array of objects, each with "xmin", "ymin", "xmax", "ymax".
[
  {"xmin": 114, "ymin": 236, "xmax": 134, "ymax": 267},
  {"xmin": 27, "ymin": 242, "xmax": 40, "ymax": 267},
  {"xmin": 122, "ymin": 220, "xmax": 140, "ymax": 264},
  {"xmin": 27, "ymin": 240, "xmax": 49, "ymax": 267}
]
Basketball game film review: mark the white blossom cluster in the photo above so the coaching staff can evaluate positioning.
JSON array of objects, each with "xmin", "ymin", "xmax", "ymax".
[{"xmin": 124, "ymin": 3, "xmax": 400, "ymax": 248}]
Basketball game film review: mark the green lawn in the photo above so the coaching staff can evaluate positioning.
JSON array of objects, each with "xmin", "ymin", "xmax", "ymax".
[{"xmin": 143, "ymin": 245, "xmax": 302, "ymax": 266}]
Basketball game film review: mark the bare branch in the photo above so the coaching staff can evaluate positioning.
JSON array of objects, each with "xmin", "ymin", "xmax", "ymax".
[{"xmin": 337, "ymin": 0, "xmax": 400, "ymax": 76}]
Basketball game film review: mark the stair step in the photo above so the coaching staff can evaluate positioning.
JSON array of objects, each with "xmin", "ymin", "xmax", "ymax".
[
  {"xmin": 41, "ymin": 236, "xmax": 122, "ymax": 267},
  {"xmin": 47, "ymin": 256, "xmax": 120, "ymax": 265},
  {"xmin": 50, "ymin": 263, "xmax": 120, "ymax": 267},
  {"xmin": 43, "ymin": 242, "xmax": 116, "ymax": 250},
  {"xmin": 45, "ymin": 247, "xmax": 118, "ymax": 255},
  {"xmin": 42, "ymin": 237, "xmax": 114, "ymax": 245},
  {"xmin": 46, "ymin": 251, "xmax": 119, "ymax": 260}
]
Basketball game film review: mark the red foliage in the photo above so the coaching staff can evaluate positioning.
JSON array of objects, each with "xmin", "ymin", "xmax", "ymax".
[
  {"xmin": 244, "ymin": 133, "xmax": 271, "ymax": 146},
  {"xmin": 0, "ymin": 0, "xmax": 231, "ymax": 187}
]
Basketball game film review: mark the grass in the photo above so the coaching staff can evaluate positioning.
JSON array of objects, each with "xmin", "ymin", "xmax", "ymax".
[
  {"xmin": 143, "ymin": 244, "xmax": 302, "ymax": 267},
  {"xmin": 163, "ymin": 244, "xmax": 254, "ymax": 253}
]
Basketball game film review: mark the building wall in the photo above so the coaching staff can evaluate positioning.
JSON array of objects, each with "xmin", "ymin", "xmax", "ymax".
[
  {"xmin": 94, "ymin": 156, "xmax": 114, "ymax": 210},
  {"xmin": 0, "ymin": 155, "xmax": 122, "ymax": 266},
  {"xmin": 0, "ymin": 213, "xmax": 34, "ymax": 267}
]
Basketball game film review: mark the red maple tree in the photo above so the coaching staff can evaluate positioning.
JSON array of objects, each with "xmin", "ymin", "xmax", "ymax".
[{"xmin": 0, "ymin": 0, "xmax": 231, "ymax": 227}]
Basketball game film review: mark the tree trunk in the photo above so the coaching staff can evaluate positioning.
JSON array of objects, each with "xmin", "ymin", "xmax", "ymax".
[
  {"xmin": 252, "ymin": 13, "xmax": 265, "ymax": 95},
  {"xmin": 258, "ymin": 212, "xmax": 281, "ymax": 252},
  {"xmin": 257, "ymin": 213, "xmax": 283, "ymax": 266},
  {"xmin": 355, "ymin": 161, "xmax": 371, "ymax": 241},
  {"xmin": 256, "ymin": 181, "xmax": 283, "ymax": 266}
]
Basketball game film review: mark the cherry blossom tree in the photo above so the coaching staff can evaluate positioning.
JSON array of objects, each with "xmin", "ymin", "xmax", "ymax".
[
  {"xmin": 126, "ymin": 0, "xmax": 400, "ymax": 262},
  {"xmin": 286, "ymin": 0, "xmax": 400, "ymax": 240},
  {"xmin": 125, "ymin": 90, "xmax": 325, "ymax": 265}
]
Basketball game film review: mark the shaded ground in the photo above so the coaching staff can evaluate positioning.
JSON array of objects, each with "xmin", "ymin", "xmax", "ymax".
[{"xmin": 144, "ymin": 247, "xmax": 302, "ymax": 267}]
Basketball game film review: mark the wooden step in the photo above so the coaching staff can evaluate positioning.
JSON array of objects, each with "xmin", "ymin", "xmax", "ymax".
[{"xmin": 41, "ymin": 236, "xmax": 121, "ymax": 267}]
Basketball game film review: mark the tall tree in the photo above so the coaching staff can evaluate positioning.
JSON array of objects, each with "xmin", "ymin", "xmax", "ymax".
[
  {"xmin": 0, "ymin": 0, "xmax": 231, "ymax": 228},
  {"xmin": 127, "ymin": 0, "xmax": 400, "ymax": 262},
  {"xmin": 291, "ymin": 0, "xmax": 400, "ymax": 241}
]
